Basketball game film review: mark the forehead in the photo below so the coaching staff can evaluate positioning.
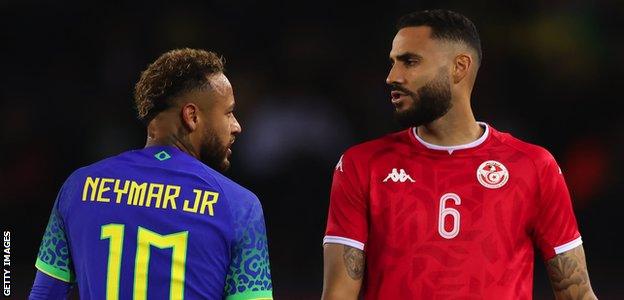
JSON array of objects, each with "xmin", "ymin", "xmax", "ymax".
[
  {"xmin": 184, "ymin": 73, "xmax": 233, "ymax": 111},
  {"xmin": 390, "ymin": 26, "xmax": 440, "ymax": 57},
  {"xmin": 207, "ymin": 73, "xmax": 232, "ymax": 97}
]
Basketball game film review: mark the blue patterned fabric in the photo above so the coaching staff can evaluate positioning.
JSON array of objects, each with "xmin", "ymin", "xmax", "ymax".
[{"xmin": 224, "ymin": 196, "xmax": 272, "ymax": 297}]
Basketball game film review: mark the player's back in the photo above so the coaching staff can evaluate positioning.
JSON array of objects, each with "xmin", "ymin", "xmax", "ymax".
[{"xmin": 36, "ymin": 146, "xmax": 272, "ymax": 299}]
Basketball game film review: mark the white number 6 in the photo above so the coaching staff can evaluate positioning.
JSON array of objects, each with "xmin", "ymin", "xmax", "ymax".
[{"xmin": 438, "ymin": 193, "xmax": 461, "ymax": 239}]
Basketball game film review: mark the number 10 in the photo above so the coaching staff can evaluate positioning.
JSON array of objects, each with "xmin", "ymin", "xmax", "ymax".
[{"xmin": 100, "ymin": 224, "xmax": 188, "ymax": 300}]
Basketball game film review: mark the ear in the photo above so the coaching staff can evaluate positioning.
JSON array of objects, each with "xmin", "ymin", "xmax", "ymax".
[
  {"xmin": 452, "ymin": 53, "xmax": 472, "ymax": 84},
  {"xmin": 180, "ymin": 103, "xmax": 200, "ymax": 132}
]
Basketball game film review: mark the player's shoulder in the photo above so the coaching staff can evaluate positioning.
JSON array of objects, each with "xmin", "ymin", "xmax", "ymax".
[
  {"xmin": 342, "ymin": 129, "xmax": 411, "ymax": 161},
  {"xmin": 60, "ymin": 151, "xmax": 129, "ymax": 187},
  {"xmin": 67, "ymin": 147, "xmax": 147, "ymax": 176},
  {"xmin": 65, "ymin": 147, "xmax": 257, "ymax": 202},
  {"xmin": 52, "ymin": 151, "xmax": 134, "ymax": 211},
  {"xmin": 490, "ymin": 126, "xmax": 556, "ymax": 164},
  {"xmin": 195, "ymin": 165, "xmax": 264, "ymax": 223},
  {"xmin": 200, "ymin": 164, "xmax": 258, "ymax": 202}
]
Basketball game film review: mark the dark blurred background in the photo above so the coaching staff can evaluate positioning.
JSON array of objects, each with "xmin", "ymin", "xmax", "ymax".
[{"xmin": 1, "ymin": 0, "xmax": 622, "ymax": 299}]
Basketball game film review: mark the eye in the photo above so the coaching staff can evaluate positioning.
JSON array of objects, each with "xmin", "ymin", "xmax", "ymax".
[{"xmin": 405, "ymin": 59, "xmax": 419, "ymax": 67}]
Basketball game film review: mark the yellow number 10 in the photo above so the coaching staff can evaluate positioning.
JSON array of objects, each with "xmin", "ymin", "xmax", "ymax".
[{"xmin": 100, "ymin": 224, "xmax": 189, "ymax": 300}]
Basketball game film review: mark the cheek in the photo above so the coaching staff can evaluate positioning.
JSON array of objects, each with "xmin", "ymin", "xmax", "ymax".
[
  {"xmin": 219, "ymin": 118, "xmax": 233, "ymax": 136},
  {"xmin": 209, "ymin": 115, "xmax": 228, "ymax": 131},
  {"xmin": 406, "ymin": 67, "xmax": 436, "ymax": 88},
  {"xmin": 403, "ymin": 77, "xmax": 423, "ymax": 94}
]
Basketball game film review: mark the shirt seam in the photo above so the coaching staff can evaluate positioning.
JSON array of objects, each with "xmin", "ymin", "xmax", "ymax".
[{"xmin": 490, "ymin": 133, "xmax": 544, "ymax": 221}]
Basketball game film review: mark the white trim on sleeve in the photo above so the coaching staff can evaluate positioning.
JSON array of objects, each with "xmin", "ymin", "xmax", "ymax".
[
  {"xmin": 323, "ymin": 235, "xmax": 365, "ymax": 251},
  {"xmin": 554, "ymin": 236, "xmax": 583, "ymax": 255}
]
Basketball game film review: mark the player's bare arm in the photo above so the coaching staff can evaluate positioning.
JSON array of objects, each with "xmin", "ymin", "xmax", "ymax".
[
  {"xmin": 321, "ymin": 244, "xmax": 365, "ymax": 300},
  {"xmin": 546, "ymin": 245, "xmax": 597, "ymax": 300}
]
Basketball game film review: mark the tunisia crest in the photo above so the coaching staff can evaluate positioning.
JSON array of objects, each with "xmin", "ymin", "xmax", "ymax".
[{"xmin": 477, "ymin": 160, "xmax": 509, "ymax": 189}]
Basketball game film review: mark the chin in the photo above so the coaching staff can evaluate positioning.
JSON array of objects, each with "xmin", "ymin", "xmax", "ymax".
[
  {"xmin": 219, "ymin": 160, "xmax": 231, "ymax": 172},
  {"xmin": 395, "ymin": 106, "xmax": 411, "ymax": 114}
]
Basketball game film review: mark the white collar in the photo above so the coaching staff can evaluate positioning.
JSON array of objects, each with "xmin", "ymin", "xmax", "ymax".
[{"xmin": 412, "ymin": 122, "xmax": 489, "ymax": 154}]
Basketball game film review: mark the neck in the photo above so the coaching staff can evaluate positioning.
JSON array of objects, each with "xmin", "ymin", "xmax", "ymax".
[
  {"xmin": 144, "ymin": 119, "xmax": 200, "ymax": 159},
  {"xmin": 416, "ymin": 98, "xmax": 482, "ymax": 146}
]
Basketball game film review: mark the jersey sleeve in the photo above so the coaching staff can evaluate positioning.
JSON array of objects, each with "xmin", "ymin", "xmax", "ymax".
[
  {"xmin": 34, "ymin": 190, "xmax": 75, "ymax": 283},
  {"xmin": 531, "ymin": 150, "xmax": 581, "ymax": 260},
  {"xmin": 29, "ymin": 270, "xmax": 73, "ymax": 299},
  {"xmin": 224, "ymin": 194, "xmax": 273, "ymax": 300},
  {"xmin": 324, "ymin": 152, "xmax": 368, "ymax": 251}
]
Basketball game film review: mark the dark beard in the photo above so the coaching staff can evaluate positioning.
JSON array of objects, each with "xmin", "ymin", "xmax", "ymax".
[
  {"xmin": 393, "ymin": 72, "xmax": 452, "ymax": 128},
  {"xmin": 199, "ymin": 133, "xmax": 230, "ymax": 172}
]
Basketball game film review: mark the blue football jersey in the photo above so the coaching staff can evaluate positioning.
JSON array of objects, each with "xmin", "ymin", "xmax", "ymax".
[{"xmin": 34, "ymin": 146, "xmax": 273, "ymax": 299}]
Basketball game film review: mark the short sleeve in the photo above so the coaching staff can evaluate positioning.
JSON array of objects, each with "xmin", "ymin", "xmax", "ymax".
[
  {"xmin": 224, "ymin": 195, "xmax": 273, "ymax": 300},
  {"xmin": 323, "ymin": 152, "xmax": 368, "ymax": 251},
  {"xmin": 34, "ymin": 195, "xmax": 75, "ymax": 283},
  {"xmin": 532, "ymin": 151, "xmax": 581, "ymax": 260}
]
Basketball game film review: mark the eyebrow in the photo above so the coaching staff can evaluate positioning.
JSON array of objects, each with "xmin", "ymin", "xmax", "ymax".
[{"xmin": 390, "ymin": 52, "xmax": 423, "ymax": 63}]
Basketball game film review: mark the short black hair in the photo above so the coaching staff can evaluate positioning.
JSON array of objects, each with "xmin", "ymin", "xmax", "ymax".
[
  {"xmin": 134, "ymin": 48, "xmax": 225, "ymax": 124},
  {"xmin": 397, "ymin": 9, "xmax": 482, "ymax": 64}
]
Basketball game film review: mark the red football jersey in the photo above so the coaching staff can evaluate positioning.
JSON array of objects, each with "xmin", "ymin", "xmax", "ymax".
[{"xmin": 324, "ymin": 123, "xmax": 581, "ymax": 299}]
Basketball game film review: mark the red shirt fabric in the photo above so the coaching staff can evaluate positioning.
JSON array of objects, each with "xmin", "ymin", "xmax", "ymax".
[{"xmin": 324, "ymin": 123, "xmax": 581, "ymax": 299}]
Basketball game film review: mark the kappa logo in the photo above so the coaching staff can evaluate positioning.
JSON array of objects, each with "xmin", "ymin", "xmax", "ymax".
[
  {"xmin": 383, "ymin": 168, "xmax": 415, "ymax": 183},
  {"xmin": 476, "ymin": 160, "xmax": 509, "ymax": 189}
]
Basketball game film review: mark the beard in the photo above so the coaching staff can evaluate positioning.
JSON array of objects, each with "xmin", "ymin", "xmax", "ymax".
[
  {"xmin": 392, "ymin": 71, "xmax": 453, "ymax": 128},
  {"xmin": 199, "ymin": 130, "xmax": 231, "ymax": 172}
]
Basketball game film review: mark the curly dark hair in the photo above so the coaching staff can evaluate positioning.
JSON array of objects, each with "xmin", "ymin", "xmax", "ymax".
[
  {"xmin": 134, "ymin": 48, "xmax": 225, "ymax": 123},
  {"xmin": 397, "ymin": 10, "xmax": 482, "ymax": 64}
]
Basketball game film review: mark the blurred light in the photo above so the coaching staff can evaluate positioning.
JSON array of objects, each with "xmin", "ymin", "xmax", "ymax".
[{"xmin": 562, "ymin": 137, "xmax": 609, "ymax": 209}]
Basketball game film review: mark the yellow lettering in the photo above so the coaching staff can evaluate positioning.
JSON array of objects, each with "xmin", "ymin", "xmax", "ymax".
[
  {"xmin": 113, "ymin": 180, "xmax": 130, "ymax": 204},
  {"xmin": 96, "ymin": 178, "xmax": 114, "ymax": 202},
  {"xmin": 82, "ymin": 178, "xmax": 193, "ymax": 215},
  {"xmin": 199, "ymin": 191, "xmax": 219, "ymax": 216},
  {"xmin": 82, "ymin": 177, "xmax": 100, "ymax": 201},
  {"xmin": 128, "ymin": 181, "xmax": 147, "ymax": 206},
  {"xmin": 145, "ymin": 183, "xmax": 164, "ymax": 208},
  {"xmin": 162, "ymin": 185, "xmax": 180, "ymax": 210},
  {"xmin": 183, "ymin": 190, "xmax": 202, "ymax": 213}
]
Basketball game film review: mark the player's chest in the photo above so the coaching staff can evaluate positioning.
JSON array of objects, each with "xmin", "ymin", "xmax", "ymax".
[{"xmin": 367, "ymin": 155, "xmax": 537, "ymax": 238}]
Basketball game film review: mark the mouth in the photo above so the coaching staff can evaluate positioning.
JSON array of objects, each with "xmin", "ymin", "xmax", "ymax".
[
  {"xmin": 391, "ymin": 90, "xmax": 409, "ymax": 105},
  {"xmin": 227, "ymin": 138, "xmax": 235, "ymax": 156}
]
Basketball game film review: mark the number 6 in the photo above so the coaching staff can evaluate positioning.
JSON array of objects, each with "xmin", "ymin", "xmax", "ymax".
[{"xmin": 438, "ymin": 193, "xmax": 461, "ymax": 239}]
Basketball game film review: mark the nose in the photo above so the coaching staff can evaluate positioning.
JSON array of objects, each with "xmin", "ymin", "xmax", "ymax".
[
  {"xmin": 386, "ymin": 64, "xmax": 405, "ymax": 86},
  {"xmin": 231, "ymin": 115, "xmax": 242, "ymax": 134}
]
